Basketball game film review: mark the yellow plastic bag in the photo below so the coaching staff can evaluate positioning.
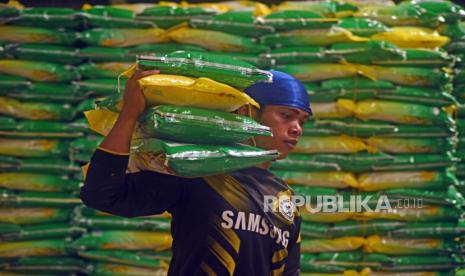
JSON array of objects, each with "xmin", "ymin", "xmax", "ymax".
[
  {"xmin": 294, "ymin": 135, "xmax": 367, "ymax": 154},
  {"xmin": 301, "ymin": 236, "xmax": 366, "ymax": 253},
  {"xmin": 311, "ymin": 99, "xmax": 356, "ymax": 119},
  {"xmin": 137, "ymin": 74, "xmax": 259, "ymax": 112},
  {"xmin": 371, "ymin": 27, "xmax": 450, "ymax": 49},
  {"xmin": 277, "ymin": 171, "xmax": 358, "ymax": 188}
]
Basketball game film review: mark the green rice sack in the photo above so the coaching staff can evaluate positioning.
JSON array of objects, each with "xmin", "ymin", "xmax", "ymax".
[
  {"xmin": 0, "ymin": 223, "xmax": 86, "ymax": 241},
  {"xmin": 354, "ymin": 100, "xmax": 453, "ymax": 125},
  {"xmin": 274, "ymin": 170, "xmax": 358, "ymax": 188},
  {"xmin": 388, "ymin": 222, "xmax": 465, "ymax": 239},
  {"xmin": 325, "ymin": 41, "xmax": 405, "ymax": 64},
  {"xmin": 276, "ymin": 63, "xmax": 362, "ymax": 82},
  {"xmin": 81, "ymin": 6, "xmax": 154, "ymax": 28},
  {"xmin": 129, "ymin": 138, "xmax": 279, "ymax": 177},
  {"xmin": 0, "ymin": 60, "xmax": 79, "ymax": 82},
  {"xmin": 0, "ymin": 172, "xmax": 80, "ymax": 192},
  {"xmin": 272, "ymin": 153, "xmax": 456, "ymax": 173},
  {"xmin": 0, "ymin": 156, "xmax": 80, "ymax": 175},
  {"xmin": 168, "ymin": 26, "xmax": 269, "ymax": 53},
  {"xmin": 0, "ymin": 190, "xmax": 82, "ymax": 207},
  {"xmin": 275, "ymin": 1, "xmax": 357, "ymax": 18},
  {"xmin": 211, "ymin": 51, "xmax": 264, "ymax": 67},
  {"xmin": 78, "ymin": 250, "xmax": 169, "ymax": 269},
  {"xmin": 0, "ymin": 138, "xmax": 70, "ymax": 158},
  {"xmin": 2, "ymin": 7, "xmax": 80, "ymax": 28},
  {"xmin": 381, "ymin": 187, "xmax": 465, "ymax": 206},
  {"xmin": 357, "ymin": 171, "xmax": 457, "ymax": 191},
  {"xmin": 375, "ymin": 48, "xmax": 453, "ymax": 68},
  {"xmin": 366, "ymin": 137, "xmax": 454, "ymax": 154},
  {"xmin": 304, "ymin": 119, "xmax": 454, "ymax": 138},
  {"xmin": 137, "ymin": 5, "xmax": 217, "ymax": 29},
  {"xmin": 0, "ymin": 207, "xmax": 71, "ymax": 224},
  {"xmin": 68, "ymin": 230, "xmax": 172, "ymax": 251},
  {"xmin": 0, "ymin": 239, "xmax": 69, "ymax": 258},
  {"xmin": 0, "ymin": 26, "xmax": 77, "ymax": 45},
  {"xmin": 136, "ymin": 51, "xmax": 272, "ymax": 89},
  {"xmin": 77, "ymin": 62, "xmax": 132, "ymax": 79},
  {"xmin": 301, "ymin": 237, "xmax": 366, "ymax": 253},
  {"xmin": 0, "ymin": 97, "xmax": 76, "ymax": 121},
  {"xmin": 6, "ymin": 43, "xmax": 83, "ymax": 65},
  {"xmin": 141, "ymin": 105, "xmax": 271, "ymax": 144},
  {"xmin": 73, "ymin": 78, "xmax": 121, "ymax": 96},
  {"xmin": 0, "ymin": 117, "xmax": 86, "ymax": 138},
  {"xmin": 335, "ymin": 17, "xmax": 389, "ymax": 37},
  {"xmin": 261, "ymin": 10, "xmax": 337, "ymax": 31},
  {"xmin": 362, "ymin": 205, "xmax": 462, "ymax": 222},
  {"xmin": 73, "ymin": 216, "xmax": 170, "ymax": 232},
  {"xmin": 89, "ymin": 263, "xmax": 167, "ymax": 276},
  {"xmin": 0, "ymin": 76, "xmax": 88, "ymax": 102},
  {"xmin": 79, "ymin": 28, "xmax": 168, "ymax": 48},
  {"xmin": 189, "ymin": 11, "xmax": 273, "ymax": 37},
  {"xmin": 292, "ymin": 135, "xmax": 367, "ymax": 154},
  {"xmin": 0, "ymin": 257, "xmax": 87, "ymax": 275},
  {"xmin": 260, "ymin": 46, "xmax": 335, "ymax": 66}
]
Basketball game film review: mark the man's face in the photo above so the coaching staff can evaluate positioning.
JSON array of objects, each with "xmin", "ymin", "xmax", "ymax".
[{"xmin": 255, "ymin": 105, "xmax": 309, "ymax": 159}]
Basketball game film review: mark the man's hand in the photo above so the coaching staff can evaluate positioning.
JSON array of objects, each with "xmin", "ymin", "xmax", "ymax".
[{"xmin": 121, "ymin": 69, "xmax": 160, "ymax": 120}]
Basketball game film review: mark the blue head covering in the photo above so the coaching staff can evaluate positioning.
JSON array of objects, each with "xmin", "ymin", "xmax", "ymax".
[{"xmin": 244, "ymin": 70, "xmax": 312, "ymax": 115}]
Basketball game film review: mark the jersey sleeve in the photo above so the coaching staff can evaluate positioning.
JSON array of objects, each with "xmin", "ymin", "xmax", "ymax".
[
  {"xmin": 80, "ymin": 148, "xmax": 198, "ymax": 217},
  {"xmin": 282, "ymin": 216, "xmax": 301, "ymax": 276}
]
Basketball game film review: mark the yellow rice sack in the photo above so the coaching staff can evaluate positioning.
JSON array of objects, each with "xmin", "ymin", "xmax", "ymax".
[
  {"xmin": 311, "ymin": 99, "xmax": 356, "ymax": 119},
  {"xmin": 294, "ymin": 135, "xmax": 367, "ymax": 154},
  {"xmin": 371, "ymin": 27, "xmax": 450, "ymax": 49},
  {"xmin": 301, "ymin": 237, "xmax": 366, "ymax": 253},
  {"xmin": 277, "ymin": 171, "xmax": 358, "ymax": 188}
]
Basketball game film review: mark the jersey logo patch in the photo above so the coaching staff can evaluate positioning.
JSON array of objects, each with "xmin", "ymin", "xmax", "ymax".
[{"xmin": 279, "ymin": 197, "xmax": 295, "ymax": 222}]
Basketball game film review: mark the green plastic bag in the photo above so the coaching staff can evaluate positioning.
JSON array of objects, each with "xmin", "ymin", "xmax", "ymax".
[
  {"xmin": 260, "ymin": 46, "xmax": 336, "ymax": 66},
  {"xmin": 262, "ymin": 10, "xmax": 337, "ymax": 31},
  {"xmin": 78, "ymin": 250, "xmax": 168, "ymax": 269},
  {"xmin": 0, "ymin": 156, "xmax": 80, "ymax": 175},
  {"xmin": 363, "ymin": 205, "xmax": 462, "ymax": 222},
  {"xmin": 388, "ymin": 222, "xmax": 465, "ymax": 239},
  {"xmin": 0, "ymin": 190, "xmax": 81, "ymax": 207},
  {"xmin": 78, "ymin": 62, "xmax": 132, "ymax": 79},
  {"xmin": 0, "ymin": 257, "xmax": 87, "ymax": 274},
  {"xmin": 276, "ymin": 63, "xmax": 362, "ymax": 82},
  {"xmin": 81, "ymin": 6, "xmax": 154, "ymax": 28},
  {"xmin": 335, "ymin": 17, "xmax": 389, "ymax": 37},
  {"xmin": 73, "ymin": 78, "xmax": 121, "ymax": 96},
  {"xmin": 70, "ymin": 136, "xmax": 103, "ymax": 156},
  {"xmin": 6, "ymin": 43, "xmax": 83, "ymax": 65},
  {"xmin": 0, "ymin": 172, "xmax": 80, "ymax": 192},
  {"xmin": 363, "ymin": 66, "xmax": 452, "ymax": 87},
  {"xmin": 0, "ymin": 117, "xmax": 86, "ymax": 138},
  {"xmin": 189, "ymin": 11, "xmax": 273, "ymax": 37},
  {"xmin": 136, "ymin": 51, "xmax": 272, "ymax": 89},
  {"xmin": 358, "ymin": 171, "xmax": 457, "ymax": 191},
  {"xmin": 376, "ymin": 48, "xmax": 454, "ymax": 68},
  {"xmin": 141, "ymin": 105, "xmax": 271, "ymax": 144},
  {"xmin": 137, "ymin": 5, "xmax": 217, "ymax": 28},
  {"xmin": 3, "ymin": 7, "xmax": 80, "ymax": 28},
  {"xmin": 0, "ymin": 239, "xmax": 70, "ymax": 258},
  {"xmin": 74, "ymin": 216, "xmax": 170, "ymax": 232},
  {"xmin": 130, "ymin": 138, "xmax": 279, "ymax": 177},
  {"xmin": 79, "ymin": 28, "xmax": 167, "ymax": 48},
  {"xmin": 0, "ymin": 138, "xmax": 70, "ymax": 158},
  {"xmin": 325, "ymin": 41, "xmax": 406, "ymax": 64},
  {"xmin": 0, "ymin": 223, "xmax": 86, "ymax": 241},
  {"xmin": 382, "ymin": 187, "xmax": 465, "ymax": 206},
  {"xmin": 0, "ymin": 59, "xmax": 79, "ymax": 82},
  {"xmin": 275, "ymin": 1, "xmax": 357, "ymax": 18},
  {"xmin": 0, "ymin": 26, "xmax": 77, "ymax": 45},
  {"xmin": 68, "ymin": 230, "xmax": 172, "ymax": 251},
  {"xmin": 367, "ymin": 137, "xmax": 454, "ymax": 154},
  {"xmin": 0, "ymin": 207, "xmax": 72, "ymax": 224},
  {"xmin": 0, "ymin": 96, "xmax": 76, "ymax": 121}
]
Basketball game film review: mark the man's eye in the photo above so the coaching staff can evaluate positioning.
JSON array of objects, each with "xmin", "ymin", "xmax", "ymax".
[{"xmin": 282, "ymin": 113, "xmax": 292, "ymax": 119}]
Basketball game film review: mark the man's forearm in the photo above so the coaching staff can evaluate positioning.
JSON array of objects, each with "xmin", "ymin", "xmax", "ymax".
[{"xmin": 99, "ymin": 110, "xmax": 138, "ymax": 154}]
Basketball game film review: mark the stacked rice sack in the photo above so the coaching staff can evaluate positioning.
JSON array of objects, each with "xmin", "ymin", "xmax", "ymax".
[
  {"xmin": 265, "ymin": 1, "xmax": 465, "ymax": 275},
  {"xmin": 0, "ymin": 4, "xmax": 89, "ymax": 275}
]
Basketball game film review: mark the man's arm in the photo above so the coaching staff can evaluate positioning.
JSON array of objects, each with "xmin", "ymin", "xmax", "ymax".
[{"xmin": 283, "ymin": 217, "xmax": 301, "ymax": 276}]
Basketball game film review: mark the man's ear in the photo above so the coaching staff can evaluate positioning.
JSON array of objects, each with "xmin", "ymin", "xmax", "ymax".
[{"xmin": 235, "ymin": 104, "xmax": 260, "ymax": 120}]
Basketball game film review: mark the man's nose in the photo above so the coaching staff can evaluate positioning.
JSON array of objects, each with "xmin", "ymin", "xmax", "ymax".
[{"xmin": 290, "ymin": 122, "xmax": 302, "ymax": 137}]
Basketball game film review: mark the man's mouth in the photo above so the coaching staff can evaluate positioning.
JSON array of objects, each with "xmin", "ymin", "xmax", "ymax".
[{"xmin": 284, "ymin": 140, "xmax": 297, "ymax": 149}]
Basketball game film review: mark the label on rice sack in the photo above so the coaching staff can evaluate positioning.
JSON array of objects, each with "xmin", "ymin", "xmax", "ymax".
[
  {"xmin": 304, "ymin": 119, "xmax": 454, "ymax": 138},
  {"xmin": 274, "ymin": 1, "xmax": 357, "ymax": 18},
  {"xmin": 261, "ymin": 27, "xmax": 369, "ymax": 48},
  {"xmin": 272, "ymin": 152, "xmax": 456, "ymax": 173},
  {"xmin": 90, "ymin": 263, "xmax": 167, "ymax": 276},
  {"xmin": 79, "ymin": 28, "xmax": 168, "ymax": 47},
  {"xmin": 0, "ymin": 60, "xmax": 80, "ymax": 82},
  {"xmin": 364, "ymin": 235, "xmax": 460, "ymax": 255},
  {"xmin": 0, "ymin": 239, "xmax": 69, "ymax": 258},
  {"xmin": 1, "ymin": 223, "xmax": 86, "ymax": 242},
  {"xmin": 68, "ymin": 230, "xmax": 172, "ymax": 251},
  {"xmin": 2, "ymin": 7, "xmax": 80, "ymax": 28},
  {"xmin": 129, "ymin": 138, "xmax": 279, "ymax": 177},
  {"xmin": 301, "ymin": 236, "xmax": 366, "ymax": 253},
  {"xmin": 357, "ymin": 171, "xmax": 456, "ymax": 191},
  {"xmin": 274, "ymin": 170, "xmax": 358, "ymax": 189},
  {"xmin": 0, "ymin": 117, "xmax": 86, "ymax": 138},
  {"xmin": 190, "ymin": 11, "xmax": 273, "ymax": 37},
  {"xmin": 354, "ymin": 100, "xmax": 453, "ymax": 125},
  {"xmin": 137, "ymin": 5, "xmax": 217, "ymax": 29},
  {"xmin": 0, "ymin": 96, "xmax": 76, "ymax": 121},
  {"xmin": 0, "ymin": 156, "xmax": 80, "ymax": 174},
  {"xmin": 335, "ymin": 18, "xmax": 389, "ymax": 37},
  {"xmin": 78, "ymin": 62, "xmax": 132, "ymax": 79},
  {"xmin": 168, "ymin": 25, "xmax": 268, "ymax": 53},
  {"xmin": 0, "ymin": 172, "xmax": 80, "ymax": 192},
  {"xmin": 382, "ymin": 187, "xmax": 465, "ymax": 206},
  {"xmin": 81, "ymin": 6, "xmax": 155, "ymax": 28},
  {"xmin": 0, "ymin": 138, "xmax": 70, "ymax": 158},
  {"xmin": 260, "ymin": 46, "xmax": 337, "ymax": 66},
  {"xmin": 293, "ymin": 135, "xmax": 367, "ymax": 154},
  {"xmin": 0, "ymin": 26, "xmax": 77, "ymax": 45},
  {"xmin": 361, "ymin": 205, "xmax": 461, "ymax": 222},
  {"xmin": 310, "ymin": 99, "xmax": 356, "ymax": 119},
  {"xmin": 0, "ymin": 190, "xmax": 82, "ymax": 207},
  {"xmin": 135, "ymin": 51, "xmax": 272, "ymax": 89},
  {"xmin": 7, "ymin": 43, "xmax": 83, "ymax": 65},
  {"xmin": 366, "ymin": 137, "xmax": 454, "ymax": 154},
  {"xmin": 370, "ymin": 27, "xmax": 450, "ymax": 49},
  {"xmin": 73, "ymin": 78, "xmax": 121, "ymax": 96},
  {"xmin": 78, "ymin": 250, "xmax": 169, "ymax": 269},
  {"xmin": 0, "ymin": 207, "xmax": 71, "ymax": 224},
  {"xmin": 262, "ymin": 10, "xmax": 337, "ymax": 31}
]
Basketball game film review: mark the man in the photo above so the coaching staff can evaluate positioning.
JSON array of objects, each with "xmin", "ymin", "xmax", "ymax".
[{"xmin": 80, "ymin": 68, "xmax": 311, "ymax": 276}]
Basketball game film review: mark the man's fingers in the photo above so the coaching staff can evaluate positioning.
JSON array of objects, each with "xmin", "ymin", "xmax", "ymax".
[{"xmin": 131, "ymin": 69, "xmax": 160, "ymax": 79}]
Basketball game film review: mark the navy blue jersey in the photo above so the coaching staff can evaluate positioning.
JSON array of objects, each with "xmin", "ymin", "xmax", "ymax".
[{"xmin": 80, "ymin": 149, "xmax": 301, "ymax": 276}]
